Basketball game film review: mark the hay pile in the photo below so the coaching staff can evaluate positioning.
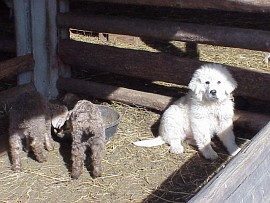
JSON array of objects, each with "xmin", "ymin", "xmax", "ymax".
[
  {"xmin": 0, "ymin": 3, "xmax": 268, "ymax": 202},
  {"xmin": 0, "ymin": 100, "xmax": 249, "ymax": 203}
]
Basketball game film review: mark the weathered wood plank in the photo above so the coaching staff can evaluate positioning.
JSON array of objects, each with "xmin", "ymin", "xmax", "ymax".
[
  {"xmin": 57, "ymin": 77, "xmax": 270, "ymax": 131},
  {"xmin": 188, "ymin": 121, "xmax": 270, "ymax": 202},
  {"xmin": 47, "ymin": 0, "xmax": 61, "ymax": 99},
  {"xmin": 59, "ymin": 0, "xmax": 70, "ymax": 39},
  {"xmin": 31, "ymin": 0, "xmax": 48, "ymax": 97},
  {"xmin": 83, "ymin": 0, "xmax": 270, "ymax": 13},
  {"xmin": 13, "ymin": 0, "xmax": 32, "ymax": 84},
  {"xmin": 59, "ymin": 40, "xmax": 270, "ymax": 101},
  {"xmin": 0, "ymin": 54, "xmax": 34, "ymax": 80},
  {"xmin": 57, "ymin": 77, "xmax": 174, "ymax": 111},
  {"xmin": 57, "ymin": 13, "xmax": 270, "ymax": 52},
  {"xmin": 58, "ymin": 0, "xmax": 72, "ymax": 79}
]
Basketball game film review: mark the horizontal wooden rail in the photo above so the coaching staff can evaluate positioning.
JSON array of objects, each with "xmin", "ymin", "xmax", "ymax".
[
  {"xmin": 57, "ymin": 77, "xmax": 270, "ymax": 132},
  {"xmin": 57, "ymin": 77, "xmax": 174, "ymax": 111},
  {"xmin": 59, "ymin": 40, "xmax": 270, "ymax": 101},
  {"xmin": 57, "ymin": 13, "xmax": 270, "ymax": 52},
  {"xmin": 85, "ymin": 0, "xmax": 270, "ymax": 13},
  {"xmin": 0, "ymin": 54, "xmax": 34, "ymax": 80}
]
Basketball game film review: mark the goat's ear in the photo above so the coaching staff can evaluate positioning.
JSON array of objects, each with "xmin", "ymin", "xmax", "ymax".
[{"xmin": 188, "ymin": 78, "xmax": 204, "ymax": 101}]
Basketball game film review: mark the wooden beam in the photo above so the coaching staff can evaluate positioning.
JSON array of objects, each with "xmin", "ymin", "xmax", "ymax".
[
  {"xmin": 57, "ymin": 77, "xmax": 270, "ymax": 132},
  {"xmin": 59, "ymin": 40, "xmax": 270, "ymax": 101},
  {"xmin": 234, "ymin": 110, "xmax": 270, "ymax": 132},
  {"xmin": 188, "ymin": 121, "xmax": 270, "ymax": 202},
  {"xmin": 13, "ymin": 0, "xmax": 32, "ymax": 84},
  {"xmin": 31, "ymin": 0, "xmax": 49, "ymax": 97},
  {"xmin": 57, "ymin": 13, "xmax": 270, "ymax": 52},
  {"xmin": 58, "ymin": 0, "xmax": 72, "ymax": 78},
  {"xmin": 59, "ymin": 0, "xmax": 70, "ymax": 39},
  {"xmin": 47, "ymin": 0, "xmax": 60, "ymax": 99},
  {"xmin": 0, "ymin": 54, "xmax": 34, "ymax": 80},
  {"xmin": 85, "ymin": 0, "xmax": 270, "ymax": 13},
  {"xmin": 57, "ymin": 77, "xmax": 174, "ymax": 111}
]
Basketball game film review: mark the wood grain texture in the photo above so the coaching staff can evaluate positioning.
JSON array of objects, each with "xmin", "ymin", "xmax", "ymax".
[
  {"xmin": 0, "ymin": 54, "xmax": 34, "ymax": 80},
  {"xmin": 57, "ymin": 77, "xmax": 174, "ymax": 111},
  {"xmin": 57, "ymin": 13, "xmax": 270, "ymax": 52},
  {"xmin": 189, "ymin": 121, "xmax": 270, "ymax": 202},
  {"xmin": 83, "ymin": 0, "xmax": 270, "ymax": 13},
  {"xmin": 59, "ymin": 40, "xmax": 270, "ymax": 101},
  {"xmin": 57, "ymin": 77, "xmax": 270, "ymax": 132}
]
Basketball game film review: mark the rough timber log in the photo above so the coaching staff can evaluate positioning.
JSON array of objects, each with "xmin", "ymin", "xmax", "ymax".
[
  {"xmin": 57, "ymin": 13, "xmax": 270, "ymax": 52},
  {"xmin": 59, "ymin": 40, "xmax": 270, "ymax": 102},
  {"xmin": 57, "ymin": 77, "xmax": 174, "ymax": 111},
  {"xmin": 57, "ymin": 77, "xmax": 270, "ymax": 132},
  {"xmin": 0, "ymin": 55, "xmax": 34, "ymax": 80},
  {"xmin": 86, "ymin": 0, "xmax": 270, "ymax": 13}
]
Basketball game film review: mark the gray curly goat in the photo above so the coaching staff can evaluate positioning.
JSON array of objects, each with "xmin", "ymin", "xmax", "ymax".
[
  {"xmin": 8, "ymin": 91, "xmax": 68, "ymax": 171},
  {"xmin": 68, "ymin": 100, "xmax": 105, "ymax": 179}
]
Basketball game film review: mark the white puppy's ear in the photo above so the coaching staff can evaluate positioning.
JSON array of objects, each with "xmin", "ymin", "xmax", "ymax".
[
  {"xmin": 188, "ymin": 78, "xmax": 204, "ymax": 101},
  {"xmin": 225, "ymin": 75, "xmax": 238, "ymax": 95}
]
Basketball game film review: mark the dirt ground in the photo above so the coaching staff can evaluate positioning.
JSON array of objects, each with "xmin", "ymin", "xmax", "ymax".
[
  {"xmin": 0, "ymin": 101, "xmax": 250, "ymax": 203},
  {"xmin": 0, "ymin": 2, "xmax": 270, "ymax": 203}
]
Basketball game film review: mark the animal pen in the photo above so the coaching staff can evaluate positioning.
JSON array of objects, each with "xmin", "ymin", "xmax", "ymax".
[{"xmin": 0, "ymin": 0, "xmax": 270, "ymax": 202}]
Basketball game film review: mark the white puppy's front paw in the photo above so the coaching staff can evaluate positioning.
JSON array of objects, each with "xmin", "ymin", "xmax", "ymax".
[
  {"xmin": 203, "ymin": 151, "xmax": 219, "ymax": 160},
  {"xmin": 229, "ymin": 147, "xmax": 241, "ymax": 156},
  {"xmin": 200, "ymin": 145, "xmax": 219, "ymax": 160},
  {"xmin": 169, "ymin": 145, "xmax": 184, "ymax": 154}
]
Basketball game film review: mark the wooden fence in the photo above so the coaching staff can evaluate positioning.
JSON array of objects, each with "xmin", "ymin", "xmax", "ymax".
[
  {"xmin": 55, "ymin": 1, "xmax": 270, "ymax": 202},
  {"xmin": 1, "ymin": 0, "xmax": 270, "ymax": 201}
]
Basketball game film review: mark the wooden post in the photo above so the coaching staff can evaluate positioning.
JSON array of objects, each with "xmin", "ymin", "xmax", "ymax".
[
  {"xmin": 13, "ymin": 0, "xmax": 32, "ymax": 84},
  {"xmin": 47, "ymin": 0, "xmax": 60, "ymax": 98},
  {"xmin": 59, "ymin": 0, "xmax": 70, "ymax": 40},
  {"xmin": 31, "ymin": 0, "xmax": 49, "ymax": 97},
  {"xmin": 58, "ymin": 0, "xmax": 71, "ymax": 78}
]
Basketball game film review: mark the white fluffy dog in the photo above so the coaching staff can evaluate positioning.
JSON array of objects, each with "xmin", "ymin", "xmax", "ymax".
[{"xmin": 133, "ymin": 63, "xmax": 241, "ymax": 160}]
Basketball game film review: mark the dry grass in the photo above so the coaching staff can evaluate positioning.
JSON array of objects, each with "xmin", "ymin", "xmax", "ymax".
[
  {"xmin": 0, "ymin": 100, "xmax": 250, "ymax": 203},
  {"xmin": 0, "ymin": 3, "xmax": 268, "ymax": 203}
]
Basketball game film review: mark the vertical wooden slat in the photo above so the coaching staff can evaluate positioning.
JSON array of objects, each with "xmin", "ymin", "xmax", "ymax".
[
  {"xmin": 47, "ymin": 0, "xmax": 59, "ymax": 98},
  {"xmin": 13, "ymin": 0, "xmax": 32, "ymax": 84},
  {"xmin": 31, "ymin": 0, "xmax": 48, "ymax": 97},
  {"xmin": 58, "ymin": 0, "xmax": 72, "ymax": 78},
  {"xmin": 59, "ymin": 0, "xmax": 70, "ymax": 39}
]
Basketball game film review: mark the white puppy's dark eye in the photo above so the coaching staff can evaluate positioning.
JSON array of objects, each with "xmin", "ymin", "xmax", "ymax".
[
  {"xmin": 205, "ymin": 81, "xmax": 210, "ymax": 84},
  {"xmin": 217, "ymin": 81, "xmax": 221, "ymax": 84}
]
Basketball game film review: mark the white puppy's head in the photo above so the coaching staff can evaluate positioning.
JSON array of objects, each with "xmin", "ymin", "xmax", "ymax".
[{"xmin": 188, "ymin": 64, "xmax": 237, "ymax": 102}]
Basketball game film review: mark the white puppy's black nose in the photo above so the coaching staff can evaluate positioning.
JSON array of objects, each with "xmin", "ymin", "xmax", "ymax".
[{"xmin": 210, "ymin": 90, "xmax": 216, "ymax": 96}]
